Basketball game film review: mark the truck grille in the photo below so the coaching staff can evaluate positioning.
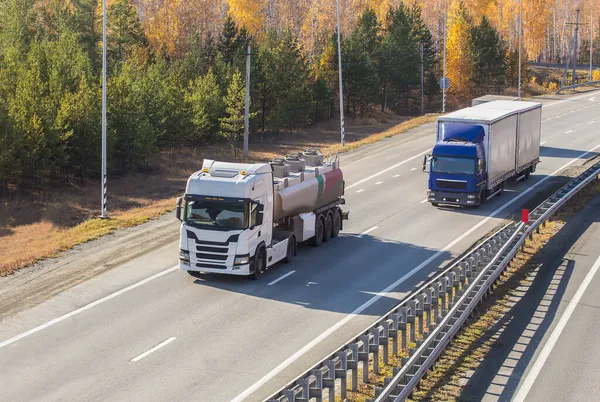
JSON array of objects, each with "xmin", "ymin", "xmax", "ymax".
[
  {"xmin": 436, "ymin": 179, "xmax": 467, "ymax": 190},
  {"xmin": 196, "ymin": 253, "xmax": 228, "ymax": 261}
]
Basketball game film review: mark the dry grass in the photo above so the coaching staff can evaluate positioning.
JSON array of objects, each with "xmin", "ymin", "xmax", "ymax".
[{"xmin": 0, "ymin": 112, "xmax": 437, "ymax": 276}]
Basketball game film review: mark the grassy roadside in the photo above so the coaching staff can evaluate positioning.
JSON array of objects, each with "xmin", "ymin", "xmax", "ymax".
[{"xmin": 0, "ymin": 113, "xmax": 438, "ymax": 276}]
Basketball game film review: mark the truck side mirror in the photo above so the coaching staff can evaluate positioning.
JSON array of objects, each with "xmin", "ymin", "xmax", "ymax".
[
  {"xmin": 176, "ymin": 197, "xmax": 183, "ymax": 221},
  {"xmin": 422, "ymin": 154, "xmax": 431, "ymax": 173},
  {"xmin": 255, "ymin": 203, "xmax": 264, "ymax": 226}
]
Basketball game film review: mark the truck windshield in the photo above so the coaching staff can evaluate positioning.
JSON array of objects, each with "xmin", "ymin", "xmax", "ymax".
[
  {"xmin": 431, "ymin": 156, "xmax": 476, "ymax": 175},
  {"xmin": 183, "ymin": 200, "xmax": 248, "ymax": 230}
]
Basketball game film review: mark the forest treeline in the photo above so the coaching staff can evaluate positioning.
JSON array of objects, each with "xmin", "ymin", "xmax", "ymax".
[{"xmin": 0, "ymin": 0, "xmax": 596, "ymax": 194}]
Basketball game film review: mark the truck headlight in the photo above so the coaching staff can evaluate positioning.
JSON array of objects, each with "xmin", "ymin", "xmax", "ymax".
[
  {"xmin": 234, "ymin": 254, "xmax": 250, "ymax": 265},
  {"xmin": 179, "ymin": 249, "xmax": 190, "ymax": 263},
  {"xmin": 429, "ymin": 192, "xmax": 435, "ymax": 197}
]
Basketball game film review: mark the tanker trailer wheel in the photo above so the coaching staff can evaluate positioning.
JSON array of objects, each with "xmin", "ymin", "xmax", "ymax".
[
  {"xmin": 323, "ymin": 212, "xmax": 333, "ymax": 242},
  {"xmin": 332, "ymin": 209, "xmax": 341, "ymax": 238},
  {"xmin": 312, "ymin": 215, "xmax": 324, "ymax": 247},
  {"xmin": 284, "ymin": 236, "xmax": 296, "ymax": 263}
]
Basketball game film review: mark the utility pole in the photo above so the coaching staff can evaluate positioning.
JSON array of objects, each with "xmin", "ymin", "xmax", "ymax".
[
  {"xmin": 442, "ymin": 0, "xmax": 447, "ymax": 113},
  {"xmin": 572, "ymin": 8, "xmax": 581, "ymax": 86},
  {"xmin": 421, "ymin": 43, "xmax": 425, "ymax": 116},
  {"xmin": 591, "ymin": 7, "xmax": 594, "ymax": 81},
  {"xmin": 244, "ymin": 44, "xmax": 250, "ymax": 159},
  {"xmin": 518, "ymin": 0, "xmax": 522, "ymax": 97},
  {"xmin": 335, "ymin": 0, "xmax": 345, "ymax": 146},
  {"xmin": 101, "ymin": 0, "xmax": 107, "ymax": 219}
]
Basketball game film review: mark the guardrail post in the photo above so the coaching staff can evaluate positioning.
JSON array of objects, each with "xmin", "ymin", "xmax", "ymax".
[
  {"xmin": 417, "ymin": 294, "xmax": 425, "ymax": 335},
  {"xmin": 440, "ymin": 277, "xmax": 448, "ymax": 313},
  {"xmin": 283, "ymin": 390, "xmax": 296, "ymax": 402},
  {"xmin": 408, "ymin": 300, "xmax": 417, "ymax": 342},
  {"xmin": 360, "ymin": 334, "xmax": 370, "ymax": 384},
  {"xmin": 391, "ymin": 314, "xmax": 400, "ymax": 356},
  {"xmin": 425, "ymin": 289, "xmax": 433, "ymax": 330},
  {"xmin": 325, "ymin": 360, "xmax": 335, "ymax": 402},
  {"xmin": 311, "ymin": 369, "xmax": 324, "ymax": 402},
  {"xmin": 382, "ymin": 321, "xmax": 390, "ymax": 365},
  {"xmin": 459, "ymin": 262, "xmax": 467, "ymax": 284},
  {"xmin": 299, "ymin": 378, "xmax": 310, "ymax": 401},
  {"xmin": 371, "ymin": 329, "xmax": 380, "ymax": 374},
  {"xmin": 337, "ymin": 352, "xmax": 348, "ymax": 400},
  {"xmin": 433, "ymin": 284, "xmax": 440, "ymax": 323},
  {"xmin": 466, "ymin": 258, "xmax": 474, "ymax": 278},
  {"xmin": 349, "ymin": 343, "xmax": 359, "ymax": 391},
  {"xmin": 400, "ymin": 307, "xmax": 408, "ymax": 349}
]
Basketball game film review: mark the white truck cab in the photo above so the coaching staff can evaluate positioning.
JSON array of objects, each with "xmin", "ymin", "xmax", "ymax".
[{"xmin": 177, "ymin": 150, "xmax": 348, "ymax": 280}]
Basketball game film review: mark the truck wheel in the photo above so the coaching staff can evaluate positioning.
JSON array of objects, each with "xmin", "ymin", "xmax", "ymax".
[
  {"xmin": 284, "ymin": 236, "xmax": 296, "ymax": 263},
  {"xmin": 323, "ymin": 212, "xmax": 333, "ymax": 242},
  {"xmin": 332, "ymin": 210, "xmax": 341, "ymax": 238},
  {"xmin": 524, "ymin": 168, "xmax": 531, "ymax": 180},
  {"xmin": 312, "ymin": 216, "xmax": 324, "ymax": 247},
  {"xmin": 250, "ymin": 249, "xmax": 265, "ymax": 280}
]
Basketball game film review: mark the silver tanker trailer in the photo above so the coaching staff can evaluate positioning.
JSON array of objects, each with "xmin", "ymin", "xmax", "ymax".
[{"xmin": 176, "ymin": 148, "xmax": 348, "ymax": 279}]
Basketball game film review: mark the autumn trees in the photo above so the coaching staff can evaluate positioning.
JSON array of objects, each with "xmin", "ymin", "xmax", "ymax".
[{"xmin": 0, "ymin": 0, "xmax": 556, "ymax": 194}]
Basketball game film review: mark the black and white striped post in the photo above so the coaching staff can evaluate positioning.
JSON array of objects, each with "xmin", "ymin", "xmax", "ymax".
[{"xmin": 101, "ymin": 0, "xmax": 108, "ymax": 219}]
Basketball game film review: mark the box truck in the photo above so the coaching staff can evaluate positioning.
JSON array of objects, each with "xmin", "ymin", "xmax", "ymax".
[
  {"xmin": 176, "ymin": 148, "xmax": 348, "ymax": 279},
  {"xmin": 423, "ymin": 100, "xmax": 542, "ymax": 207}
]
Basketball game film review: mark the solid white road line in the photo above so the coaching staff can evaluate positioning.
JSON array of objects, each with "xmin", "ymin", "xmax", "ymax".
[
  {"xmin": 566, "ymin": 130, "xmax": 573, "ymax": 134},
  {"xmin": 393, "ymin": 174, "xmax": 401, "ymax": 177},
  {"xmin": 267, "ymin": 271, "xmax": 296, "ymax": 286},
  {"xmin": 513, "ymin": 253, "xmax": 600, "ymax": 402},
  {"xmin": 0, "ymin": 266, "xmax": 178, "ymax": 350},
  {"xmin": 231, "ymin": 142, "xmax": 600, "ymax": 402},
  {"xmin": 420, "ymin": 198, "xmax": 428, "ymax": 204},
  {"xmin": 590, "ymin": 121, "xmax": 596, "ymax": 124},
  {"xmin": 356, "ymin": 189, "xmax": 364, "ymax": 193},
  {"xmin": 540, "ymin": 141, "xmax": 547, "ymax": 145},
  {"xmin": 131, "ymin": 337, "xmax": 176, "ymax": 362},
  {"xmin": 376, "ymin": 181, "xmax": 384, "ymax": 185},
  {"xmin": 357, "ymin": 226, "xmax": 378, "ymax": 238},
  {"xmin": 410, "ymin": 168, "xmax": 417, "ymax": 171}
]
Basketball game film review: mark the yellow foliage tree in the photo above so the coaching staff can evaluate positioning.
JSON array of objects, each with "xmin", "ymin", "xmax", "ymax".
[
  {"xmin": 446, "ymin": 1, "xmax": 474, "ymax": 105},
  {"xmin": 593, "ymin": 69, "xmax": 600, "ymax": 81},
  {"xmin": 227, "ymin": 0, "xmax": 266, "ymax": 38}
]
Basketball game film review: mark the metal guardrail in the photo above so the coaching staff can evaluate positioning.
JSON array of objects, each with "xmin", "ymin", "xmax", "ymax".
[
  {"xmin": 555, "ymin": 80, "xmax": 600, "ymax": 94},
  {"xmin": 266, "ymin": 160, "xmax": 600, "ymax": 402}
]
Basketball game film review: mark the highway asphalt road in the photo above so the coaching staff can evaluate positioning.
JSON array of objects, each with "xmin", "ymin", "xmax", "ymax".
[
  {"xmin": 1, "ymin": 90, "xmax": 600, "ymax": 402},
  {"xmin": 459, "ymin": 191, "xmax": 600, "ymax": 402}
]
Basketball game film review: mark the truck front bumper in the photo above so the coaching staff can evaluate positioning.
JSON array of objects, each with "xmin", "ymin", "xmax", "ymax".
[
  {"xmin": 179, "ymin": 261, "xmax": 252, "ymax": 276},
  {"xmin": 428, "ymin": 190, "xmax": 480, "ymax": 206}
]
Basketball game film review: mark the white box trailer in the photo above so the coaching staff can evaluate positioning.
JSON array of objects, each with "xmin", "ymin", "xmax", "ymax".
[{"xmin": 425, "ymin": 100, "xmax": 542, "ymax": 207}]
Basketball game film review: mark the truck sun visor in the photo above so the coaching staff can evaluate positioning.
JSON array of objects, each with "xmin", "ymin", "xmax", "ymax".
[{"xmin": 441, "ymin": 123, "xmax": 485, "ymax": 143}]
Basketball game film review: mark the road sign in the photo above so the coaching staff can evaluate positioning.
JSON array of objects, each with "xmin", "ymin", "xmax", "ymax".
[{"xmin": 439, "ymin": 77, "xmax": 450, "ymax": 90}]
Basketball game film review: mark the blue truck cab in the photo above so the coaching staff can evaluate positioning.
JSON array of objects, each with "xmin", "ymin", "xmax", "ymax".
[
  {"xmin": 426, "ymin": 124, "xmax": 487, "ymax": 206},
  {"xmin": 423, "ymin": 100, "xmax": 542, "ymax": 208}
]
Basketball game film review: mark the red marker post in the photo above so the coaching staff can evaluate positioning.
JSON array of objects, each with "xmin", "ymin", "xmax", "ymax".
[{"xmin": 521, "ymin": 209, "xmax": 529, "ymax": 224}]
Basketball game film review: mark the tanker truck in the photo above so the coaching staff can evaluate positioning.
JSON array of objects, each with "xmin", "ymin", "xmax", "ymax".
[{"xmin": 176, "ymin": 148, "xmax": 349, "ymax": 279}]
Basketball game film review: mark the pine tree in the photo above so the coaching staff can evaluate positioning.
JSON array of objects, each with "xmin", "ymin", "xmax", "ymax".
[
  {"xmin": 470, "ymin": 16, "xmax": 506, "ymax": 95},
  {"xmin": 219, "ymin": 70, "xmax": 250, "ymax": 155},
  {"xmin": 219, "ymin": 15, "xmax": 239, "ymax": 65},
  {"xmin": 380, "ymin": 4, "xmax": 420, "ymax": 111},
  {"xmin": 185, "ymin": 69, "xmax": 224, "ymax": 143}
]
